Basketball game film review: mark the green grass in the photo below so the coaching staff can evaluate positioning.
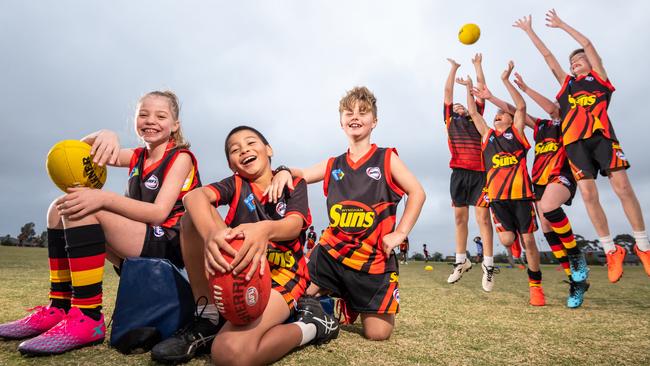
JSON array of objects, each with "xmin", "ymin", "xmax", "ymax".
[{"xmin": 1, "ymin": 246, "xmax": 649, "ymax": 365}]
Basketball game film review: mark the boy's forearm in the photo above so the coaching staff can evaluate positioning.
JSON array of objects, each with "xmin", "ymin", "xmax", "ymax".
[
  {"xmin": 560, "ymin": 22, "xmax": 590, "ymax": 48},
  {"xmin": 524, "ymin": 87, "xmax": 558, "ymax": 115},
  {"xmin": 185, "ymin": 191, "xmax": 225, "ymax": 242},
  {"xmin": 394, "ymin": 190, "xmax": 425, "ymax": 236},
  {"xmin": 487, "ymin": 95, "xmax": 515, "ymax": 115},
  {"xmin": 444, "ymin": 66, "xmax": 459, "ymax": 102},
  {"xmin": 503, "ymin": 79, "xmax": 525, "ymax": 110}
]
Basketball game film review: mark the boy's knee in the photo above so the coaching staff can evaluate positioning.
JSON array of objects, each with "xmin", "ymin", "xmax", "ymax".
[
  {"xmin": 454, "ymin": 211, "xmax": 469, "ymax": 226},
  {"xmin": 212, "ymin": 335, "xmax": 245, "ymax": 366},
  {"xmin": 47, "ymin": 199, "xmax": 63, "ymax": 228},
  {"xmin": 363, "ymin": 326, "xmax": 393, "ymax": 341}
]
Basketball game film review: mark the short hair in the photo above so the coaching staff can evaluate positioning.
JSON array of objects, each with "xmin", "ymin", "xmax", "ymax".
[
  {"xmin": 569, "ymin": 48, "xmax": 585, "ymax": 60},
  {"xmin": 224, "ymin": 125, "xmax": 270, "ymax": 161},
  {"xmin": 339, "ymin": 86, "xmax": 377, "ymax": 117}
]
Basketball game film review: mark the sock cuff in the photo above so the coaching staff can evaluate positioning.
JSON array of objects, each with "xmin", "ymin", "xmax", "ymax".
[
  {"xmin": 64, "ymin": 225, "xmax": 105, "ymax": 249},
  {"xmin": 48, "ymin": 228, "xmax": 67, "ymax": 258},
  {"xmin": 527, "ymin": 269, "xmax": 542, "ymax": 281},
  {"xmin": 543, "ymin": 207, "xmax": 565, "ymax": 222},
  {"xmin": 543, "ymin": 231, "xmax": 560, "ymax": 242}
]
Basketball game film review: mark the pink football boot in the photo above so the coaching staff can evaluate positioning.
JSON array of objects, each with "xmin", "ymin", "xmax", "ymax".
[{"xmin": 0, "ymin": 305, "xmax": 66, "ymax": 340}]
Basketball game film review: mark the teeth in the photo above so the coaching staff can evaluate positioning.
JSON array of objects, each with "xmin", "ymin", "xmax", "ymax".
[{"xmin": 242, "ymin": 156, "xmax": 256, "ymax": 164}]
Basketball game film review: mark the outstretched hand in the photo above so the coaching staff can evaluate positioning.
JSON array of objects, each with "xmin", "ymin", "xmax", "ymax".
[
  {"xmin": 471, "ymin": 53, "xmax": 482, "ymax": 65},
  {"xmin": 501, "ymin": 61, "xmax": 515, "ymax": 81},
  {"xmin": 471, "ymin": 84, "xmax": 493, "ymax": 100},
  {"xmin": 513, "ymin": 14, "xmax": 533, "ymax": 32},
  {"xmin": 455, "ymin": 75, "xmax": 473, "ymax": 87},
  {"xmin": 513, "ymin": 72, "xmax": 528, "ymax": 91},
  {"xmin": 447, "ymin": 58, "xmax": 460, "ymax": 68},
  {"xmin": 545, "ymin": 8, "xmax": 565, "ymax": 28}
]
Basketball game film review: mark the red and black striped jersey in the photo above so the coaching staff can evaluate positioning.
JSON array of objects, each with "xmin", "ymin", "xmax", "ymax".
[
  {"xmin": 444, "ymin": 101, "xmax": 485, "ymax": 171},
  {"xmin": 531, "ymin": 119, "xmax": 573, "ymax": 186},
  {"xmin": 556, "ymin": 70, "xmax": 617, "ymax": 146},
  {"xmin": 126, "ymin": 142, "xmax": 201, "ymax": 230},
  {"xmin": 482, "ymin": 127, "xmax": 534, "ymax": 201},
  {"xmin": 207, "ymin": 175, "xmax": 311, "ymax": 293},
  {"xmin": 321, "ymin": 144, "xmax": 404, "ymax": 274}
]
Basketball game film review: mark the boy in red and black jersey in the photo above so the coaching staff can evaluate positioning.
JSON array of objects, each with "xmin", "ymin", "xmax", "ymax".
[
  {"xmin": 443, "ymin": 55, "xmax": 495, "ymax": 291},
  {"xmin": 515, "ymin": 11, "xmax": 650, "ymax": 281},
  {"xmin": 267, "ymin": 86, "xmax": 426, "ymax": 341},
  {"xmin": 457, "ymin": 62, "xmax": 545, "ymax": 306}
]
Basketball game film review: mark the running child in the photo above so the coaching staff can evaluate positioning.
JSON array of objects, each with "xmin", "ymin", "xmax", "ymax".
[
  {"xmin": 152, "ymin": 126, "xmax": 339, "ymax": 365},
  {"xmin": 266, "ymin": 86, "xmax": 426, "ymax": 340},
  {"xmin": 0, "ymin": 91, "xmax": 201, "ymax": 355},
  {"xmin": 399, "ymin": 237, "xmax": 409, "ymax": 265},
  {"xmin": 423, "ymin": 244, "xmax": 430, "ymax": 263},
  {"xmin": 457, "ymin": 62, "xmax": 545, "ymax": 306},
  {"xmin": 444, "ymin": 55, "xmax": 496, "ymax": 291},
  {"xmin": 473, "ymin": 72, "xmax": 590, "ymax": 308},
  {"xmin": 514, "ymin": 11, "xmax": 650, "ymax": 281},
  {"xmin": 306, "ymin": 226, "xmax": 317, "ymax": 257}
]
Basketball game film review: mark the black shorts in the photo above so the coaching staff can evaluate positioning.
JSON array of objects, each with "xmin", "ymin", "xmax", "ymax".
[
  {"xmin": 140, "ymin": 225, "xmax": 184, "ymax": 269},
  {"xmin": 533, "ymin": 175, "xmax": 577, "ymax": 206},
  {"xmin": 490, "ymin": 200, "xmax": 538, "ymax": 234},
  {"xmin": 565, "ymin": 132, "xmax": 630, "ymax": 180},
  {"xmin": 450, "ymin": 168, "xmax": 488, "ymax": 207},
  {"xmin": 307, "ymin": 246, "xmax": 400, "ymax": 314}
]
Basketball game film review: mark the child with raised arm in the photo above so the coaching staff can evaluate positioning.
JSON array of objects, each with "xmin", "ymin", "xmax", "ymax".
[
  {"xmin": 266, "ymin": 86, "xmax": 426, "ymax": 340},
  {"xmin": 457, "ymin": 62, "xmax": 545, "ymax": 306},
  {"xmin": 443, "ymin": 54, "xmax": 496, "ymax": 292},
  {"xmin": 514, "ymin": 10, "xmax": 650, "ymax": 282},
  {"xmin": 474, "ymin": 71, "xmax": 590, "ymax": 308}
]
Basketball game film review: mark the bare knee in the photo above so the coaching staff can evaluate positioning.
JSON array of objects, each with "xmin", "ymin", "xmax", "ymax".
[
  {"xmin": 212, "ymin": 334, "xmax": 248, "ymax": 366},
  {"xmin": 362, "ymin": 315, "xmax": 394, "ymax": 341},
  {"xmin": 363, "ymin": 326, "xmax": 393, "ymax": 341},
  {"xmin": 47, "ymin": 199, "xmax": 63, "ymax": 229},
  {"xmin": 611, "ymin": 176, "xmax": 634, "ymax": 199},
  {"xmin": 579, "ymin": 183, "xmax": 599, "ymax": 205},
  {"xmin": 475, "ymin": 209, "xmax": 491, "ymax": 227},
  {"xmin": 454, "ymin": 209, "xmax": 469, "ymax": 227}
]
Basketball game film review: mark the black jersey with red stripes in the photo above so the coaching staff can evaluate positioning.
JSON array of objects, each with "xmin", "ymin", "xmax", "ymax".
[
  {"xmin": 321, "ymin": 144, "xmax": 404, "ymax": 274},
  {"xmin": 207, "ymin": 175, "xmax": 312, "ymax": 292},
  {"xmin": 532, "ymin": 118, "xmax": 573, "ymax": 186},
  {"xmin": 444, "ymin": 101, "xmax": 485, "ymax": 171},
  {"xmin": 126, "ymin": 142, "xmax": 201, "ymax": 230},
  {"xmin": 556, "ymin": 70, "xmax": 617, "ymax": 146},
  {"xmin": 482, "ymin": 127, "xmax": 534, "ymax": 201}
]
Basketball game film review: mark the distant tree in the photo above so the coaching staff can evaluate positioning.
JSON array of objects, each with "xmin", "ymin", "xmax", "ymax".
[
  {"xmin": 613, "ymin": 234, "xmax": 635, "ymax": 252},
  {"xmin": 575, "ymin": 234, "xmax": 601, "ymax": 251},
  {"xmin": 411, "ymin": 253, "xmax": 424, "ymax": 261},
  {"xmin": 494, "ymin": 251, "xmax": 509, "ymax": 263},
  {"xmin": 1, "ymin": 235, "xmax": 11, "ymax": 246},
  {"xmin": 432, "ymin": 252, "xmax": 443, "ymax": 262},
  {"xmin": 34, "ymin": 231, "xmax": 48, "ymax": 247},
  {"xmin": 17, "ymin": 222, "xmax": 36, "ymax": 246}
]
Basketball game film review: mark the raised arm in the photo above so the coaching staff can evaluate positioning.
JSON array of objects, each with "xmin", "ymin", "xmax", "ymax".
[
  {"xmin": 513, "ymin": 72, "xmax": 560, "ymax": 119},
  {"xmin": 501, "ymin": 61, "xmax": 527, "ymax": 135},
  {"xmin": 472, "ymin": 84, "xmax": 536, "ymax": 129},
  {"xmin": 471, "ymin": 53, "xmax": 486, "ymax": 104},
  {"xmin": 265, "ymin": 159, "xmax": 328, "ymax": 203},
  {"xmin": 444, "ymin": 58, "xmax": 461, "ymax": 105},
  {"xmin": 513, "ymin": 15, "xmax": 568, "ymax": 84},
  {"xmin": 545, "ymin": 8, "xmax": 607, "ymax": 79},
  {"xmin": 456, "ymin": 75, "xmax": 489, "ymax": 137}
]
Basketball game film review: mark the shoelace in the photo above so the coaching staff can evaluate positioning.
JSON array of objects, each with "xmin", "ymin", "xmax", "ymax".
[
  {"xmin": 485, "ymin": 267, "xmax": 495, "ymax": 281},
  {"xmin": 24, "ymin": 306, "xmax": 48, "ymax": 322},
  {"xmin": 172, "ymin": 296, "xmax": 210, "ymax": 342}
]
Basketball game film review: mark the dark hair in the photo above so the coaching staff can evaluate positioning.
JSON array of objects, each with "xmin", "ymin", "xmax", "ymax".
[
  {"xmin": 309, "ymin": 226, "xmax": 314, "ymax": 230},
  {"xmin": 224, "ymin": 125, "xmax": 271, "ymax": 161},
  {"xmin": 569, "ymin": 48, "xmax": 585, "ymax": 60}
]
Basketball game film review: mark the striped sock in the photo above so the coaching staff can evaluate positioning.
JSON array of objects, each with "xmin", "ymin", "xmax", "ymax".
[
  {"xmin": 64, "ymin": 224, "xmax": 106, "ymax": 321},
  {"xmin": 48, "ymin": 228, "xmax": 71, "ymax": 310},
  {"xmin": 544, "ymin": 208, "xmax": 580, "ymax": 256},
  {"xmin": 527, "ymin": 269, "xmax": 542, "ymax": 287},
  {"xmin": 544, "ymin": 231, "xmax": 571, "ymax": 278}
]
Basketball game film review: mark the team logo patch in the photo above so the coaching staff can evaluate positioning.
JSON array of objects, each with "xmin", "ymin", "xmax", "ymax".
[
  {"xmin": 152, "ymin": 226, "xmax": 165, "ymax": 238},
  {"xmin": 129, "ymin": 167, "xmax": 139, "ymax": 178},
  {"xmin": 244, "ymin": 193, "xmax": 256, "ymax": 212},
  {"xmin": 489, "ymin": 135, "xmax": 495, "ymax": 142},
  {"xmin": 275, "ymin": 201, "xmax": 287, "ymax": 217},
  {"xmin": 246, "ymin": 287, "xmax": 259, "ymax": 306},
  {"xmin": 552, "ymin": 119, "xmax": 561, "ymax": 126},
  {"xmin": 585, "ymin": 76, "xmax": 594, "ymax": 82},
  {"xmin": 144, "ymin": 175, "xmax": 159, "ymax": 190},
  {"xmin": 366, "ymin": 167, "xmax": 382, "ymax": 180},
  {"xmin": 558, "ymin": 176, "xmax": 571, "ymax": 187},
  {"xmin": 503, "ymin": 132, "xmax": 513, "ymax": 140},
  {"xmin": 393, "ymin": 288, "xmax": 400, "ymax": 304},
  {"xmin": 616, "ymin": 151, "xmax": 627, "ymax": 161},
  {"xmin": 331, "ymin": 169, "xmax": 345, "ymax": 181},
  {"xmin": 329, "ymin": 200, "xmax": 376, "ymax": 235}
]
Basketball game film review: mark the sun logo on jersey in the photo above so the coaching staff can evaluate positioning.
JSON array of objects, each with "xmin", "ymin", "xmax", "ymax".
[
  {"xmin": 329, "ymin": 200, "xmax": 376, "ymax": 235},
  {"xmin": 568, "ymin": 90, "xmax": 602, "ymax": 109},
  {"xmin": 491, "ymin": 153, "xmax": 519, "ymax": 169},
  {"xmin": 331, "ymin": 169, "xmax": 345, "ymax": 181},
  {"xmin": 535, "ymin": 141, "xmax": 559, "ymax": 156}
]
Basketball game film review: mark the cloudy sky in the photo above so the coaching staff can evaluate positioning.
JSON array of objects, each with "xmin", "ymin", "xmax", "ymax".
[{"xmin": 2, "ymin": 1, "xmax": 649, "ymax": 256}]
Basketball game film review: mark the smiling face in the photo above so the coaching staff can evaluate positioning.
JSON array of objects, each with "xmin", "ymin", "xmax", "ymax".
[
  {"xmin": 493, "ymin": 109, "xmax": 513, "ymax": 131},
  {"xmin": 135, "ymin": 95, "xmax": 179, "ymax": 147},
  {"xmin": 570, "ymin": 50, "xmax": 591, "ymax": 76},
  {"xmin": 226, "ymin": 129, "xmax": 273, "ymax": 179},
  {"xmin": 453, "ymin": 103, "xmax": 467, "ymax": 116},
  {"xmin": 340, "ymin": 101, "xmax": 377, "ymax": 140}
]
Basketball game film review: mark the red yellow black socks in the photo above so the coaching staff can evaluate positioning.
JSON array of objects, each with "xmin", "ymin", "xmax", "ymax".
[
  {"xmin": 543, "ymin": 208, "xmax": 580, "ymax": 256},
  {"xmin": 48, "ymin": 228, "xmax": 72, "ymax": 310},
  {"xmin": 544, "ymin": 231, "xmax": 571, "ymax": 278},
  {"xmin": 64, "ymin": 224, "xmax": 106, "ymax": 321},
  {"xmin": 527, "ymin": 269, "xmax": 542, "ymax": 287}
]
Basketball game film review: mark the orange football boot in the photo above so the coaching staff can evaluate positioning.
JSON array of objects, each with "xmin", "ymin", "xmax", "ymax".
[{"xmin": 606, "ymin": 244, "xmax": 626, "ymax": 283}]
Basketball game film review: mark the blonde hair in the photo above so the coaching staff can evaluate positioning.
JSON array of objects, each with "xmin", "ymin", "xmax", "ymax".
[
  {"xmin": 137, "ymin": 90, "xmax": 190, "ymax": 149},
  {"xmin": 339, "ymin": 86, "xmax": 377, "ymax": 117}
]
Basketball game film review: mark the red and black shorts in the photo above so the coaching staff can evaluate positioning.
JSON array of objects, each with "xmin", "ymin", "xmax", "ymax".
[
  {"xmin": 450, "ymin": 168, "xmax": 488, "ymax": 207},
  {"xmin": 490, "ymin": 200, "xmax": 538, "ymax": 234},
  {"xmin": 565, "ymin": 132, "xmax": 630, "ymax": 180},
  {"xmin": 307, "ymin": 246, "xmax": 400, "ymax": 314},
  {"xmin": 270, "ymin": 271, "xmax": 307, "ymax": 314},
  {"xmin": 533, "ymin": 175, "xmax": 577, "ymax": 206},
  {"xmin": 140, "ymin": 225, "xmax": 184, "ymax": 269}
]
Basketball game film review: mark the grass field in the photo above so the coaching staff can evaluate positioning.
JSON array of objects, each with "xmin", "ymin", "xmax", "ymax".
[{"xmin": 0, "ymin": 246, "xmax": 649, "ymax": 366}]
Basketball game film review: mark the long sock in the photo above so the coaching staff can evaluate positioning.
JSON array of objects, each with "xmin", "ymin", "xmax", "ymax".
[
  {"xmin": 544, "ymin": 208, "xmax": 580, "ymax": 256},
  {"xmin": 455, "ymin": 252, "xmax": 467, "ymax": 264},
  {"xmin": 295, "ymin": 321, "xmax": 317, "ymax": 346},
  {"xmin": 599, "ymin": 235, "xmax": 616, "ymax": 254},
  {"xmin": 544, "ymin": 231, "xmax": 571, "ymax": 278},
  {"xmin": 64, "ymin": 224, "xmax": 106, "ymax": 321},
  {"xmin": 527, "ymin": 269, "xmax": 542, "ymax": 287},
  {"xmin": 483, "ymin": 256, "xmax": 494, "ymax": 267},
  {"xmin": 633, "ymin": 231, "xmax": 650, "ymax": 251},
  {"xmin": 48, "ymin": 228, "xmax": 72, "ymax": 310}
]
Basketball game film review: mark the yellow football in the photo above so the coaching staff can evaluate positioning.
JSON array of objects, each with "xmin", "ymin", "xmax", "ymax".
[
  {"xmin": 424, "ymin": 265, "xmax": 433, "ymax": 271},
  {"xmin": 46, "ymin": 140, "xmax": 107, "ymax": 192},
  {"xmin": 459, "ymin": 23, "xmax": 481, "ymax": 45}
]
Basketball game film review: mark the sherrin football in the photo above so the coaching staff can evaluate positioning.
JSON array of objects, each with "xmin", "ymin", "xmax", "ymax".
[{"xmin": 46, "ymin": 140, "xmax": 107, "ymax": 192}]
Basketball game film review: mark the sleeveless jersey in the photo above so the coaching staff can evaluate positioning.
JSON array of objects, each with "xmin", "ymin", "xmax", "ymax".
[
  {"xmin": 207, "ymin": 175, "xmax": 311, "ymax": 294},
  {"xmin": 321, "ymin": 144, "xmax": 404, "ymax": 274},
  {"xmin": 126, "ymin": 143, "xmax": 201, "ymax": 230},
  {"xmin": 556, "ymin": 70, "xmax": 617, "ymax": 146},
  {"xmin": 482, "ymin": 127, "xmax": 534, "ymax": 201},
  {"xmin": 444, "ymin": 101, "xmax": 485, "ymax": 171},
  {"xmin": 531, "ymin": 118, "xmax": 573, "ymax": 186}
]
